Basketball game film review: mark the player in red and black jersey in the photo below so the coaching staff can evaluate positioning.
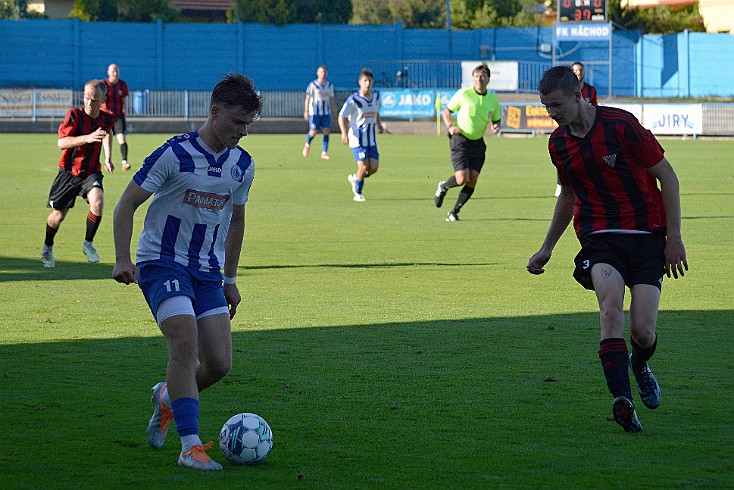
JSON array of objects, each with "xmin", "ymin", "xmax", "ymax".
[
  {"xmin": 555, "ymin": 62, "xmax": 598, "ymax": 197},
  {"xmin": 528, "ymin": 65, "xmax": 688, "ymax": 433},
  {"xmin": 572, "ymin": 62, "xmax": 598, "ymax": 105},
  {"xmin": 41, "ymin": 80, "xmax": 115, "ymax": 268},
  {"xmin": 102, "ymin": 63, "xmax": 131, "ymax": 171}
]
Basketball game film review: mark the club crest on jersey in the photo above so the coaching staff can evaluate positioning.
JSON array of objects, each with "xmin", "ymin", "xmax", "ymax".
[
  {"xmin": 602, "ymin": 153, "xmax": 617, "ymax": 168},
  {"xmin": 230, "ymin": 165, "xmax": 245, "ymax": 182},
  {"xmin": 183, "ymin": 189, "xmax": 230, "ymax": 210}
]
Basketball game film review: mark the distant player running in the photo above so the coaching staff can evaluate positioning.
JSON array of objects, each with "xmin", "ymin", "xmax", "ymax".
[
  {"xmin": 303, "ymin": 65, "xmax": 337, "ymax": 160},
  {"xmin": 41, "ymin": 79, "xmax": 114, "ymax": 268},
  {"xmin": 339, "ymin": 68, "xmax": 382, "ymax": 202},
  {"xmin": 528, "ymin": 66, "xmax": 688, "ymax": 433},
  {"xmin": 113, "ymin": 73, "xmax": 263, "ymax": 470}
]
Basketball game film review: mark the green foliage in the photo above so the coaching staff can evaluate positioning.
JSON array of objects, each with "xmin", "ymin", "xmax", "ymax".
[
  {"xmin": 609, "ymin": 0, "xmax": 705, "ymax": 34},
  {"xmin": 1, "ymin": 133, "xmax": 733, "ymax": 487},
  {"xmin": 118, "ymin": 0, "xmax": 179, "ymax": 22},
  {"xmin": 69, "ymin": 0, "xmax": 117, "ymax": 21},
  {"xmin": 452, "ymin": 0, "xmax": 538, "ymax": 28},
  {"xmin": 0, "ymin": 0, "xmax": 44, "ymax": 18},
  {"xmin": 231, "ymin": 0, "xmax": 351, "ymax": 25}
]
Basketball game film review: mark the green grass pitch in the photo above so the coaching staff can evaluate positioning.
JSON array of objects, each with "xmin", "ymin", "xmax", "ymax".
[{"xmin": 0, "ymin": 132, "xmax": 732, "ymax": 488}]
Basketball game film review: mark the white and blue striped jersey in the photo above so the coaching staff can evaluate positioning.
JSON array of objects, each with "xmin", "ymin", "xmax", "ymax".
[
  {"xmin": 306, "ymin": 80, "xmax": 335, "ymax": 116},
  {"xmin": 132, "ymin": 132, "xmax": 255, "ymax": 275},
  {"xmin": 339, "ymin": 91, "xmax": 380, "ymax": 148}
]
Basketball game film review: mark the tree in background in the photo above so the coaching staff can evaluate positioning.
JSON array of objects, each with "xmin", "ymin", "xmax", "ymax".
[
  {"xmin": 70, "ymin": 0, "xmax": 117, "ymax": 21},
  {"xmin": 119, "ymin": 0, "xmax": 179, "ymax": 22},
  {"xmin": 352, "ymin": 0, "xmax": 542, "ymax": 28},
  {"xmin": 231, "ymin": 0, "xmax": 351, "ymax": 25},
  {"xmin": 608, "ymin": 0, "xmax": 705, "ymax": 34},
  {"xmin": 1, "ymin": 0, "xmax": 45, "ymax": 18}
]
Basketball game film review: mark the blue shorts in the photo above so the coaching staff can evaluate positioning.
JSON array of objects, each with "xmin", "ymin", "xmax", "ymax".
[
  {"xmin": 138, "ymin": 261, "xmax": 227, "ymax": 321},
  {"xmin": 351, "ymin": 146, "xmax": 379, "ymax": 162},
  {"xmin": 309, "ymin": 114, "xmax": 332, "ymax": 131}
]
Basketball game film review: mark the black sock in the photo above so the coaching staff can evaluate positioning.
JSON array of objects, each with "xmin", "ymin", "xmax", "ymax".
[
  {"xmin": 45, "ymin": 224, "xmax": 58, "ymax": 247},
  {"xmin": 630, "ymin": 335, "xmax": 657, "ymax": 370},
  {"xmin": 85, "ymin": 212, "xmax": 101, "ymax": 242},
  {"xmin": 599, "ymin": 338, "xmax": 632, "ymax": 399},
  {"xmin": 442, "ymin": 176, "xmax": 459, "ymax": 190},
  {"xmin": 120, "ymin": 142, "xmax": 128, "ymax": 160},
  {"xmin": 451, "ymin": 185, "xmax": 475, "ymax": 214}
]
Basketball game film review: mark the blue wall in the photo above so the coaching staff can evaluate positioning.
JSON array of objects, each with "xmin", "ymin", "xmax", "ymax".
[{"xmin": 1, "ymin": 19, "xmax": 732, "ymax": 97}]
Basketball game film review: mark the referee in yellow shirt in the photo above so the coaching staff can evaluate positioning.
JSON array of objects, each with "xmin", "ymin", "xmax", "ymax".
[{"xmin": 434, "ymin": 64, "xmax": 501, "ymax": 221}]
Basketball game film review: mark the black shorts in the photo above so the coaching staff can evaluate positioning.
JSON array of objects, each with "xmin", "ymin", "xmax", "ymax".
[
  {"xmin": 449, "ymin": 133, "xmax": 486, "ymax": 172},
  {"xmin": 113, "ymin": 115, "xmax": 126, "ymax": 135},
  {"xmin": 46, "ymin": 169, "xmax": 104, "ymax": 210},
  {"xmin": 573, "ymin": 232, "xmax": 666, "ymax": 291}
]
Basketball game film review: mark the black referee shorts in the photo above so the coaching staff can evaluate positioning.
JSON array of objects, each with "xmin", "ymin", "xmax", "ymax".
[
  {"xmin": 573, "ymin": 232, "xmax": 666, "ymax": 291},
  {"xmin": 449, "ymin": 133, "xmax": 486, "ymax": 172}
]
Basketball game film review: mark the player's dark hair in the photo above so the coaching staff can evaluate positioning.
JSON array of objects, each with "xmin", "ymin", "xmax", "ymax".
[
  {"xmin": 572, "ymin": 61, "xmax": 585, "ymax": 68},
  {"xmin": 211, "ymin": 72, "xmax": 263, "ymax": 116},
  {"xmin": 360, "ymin": 68, "xmax": 374, "ymax": 80},
  {"xmin": 473, "ymin": 64, "xmax": 490, "ymax": 78},
  {"xmin": 537, "ymin": 65, "xmax": 578, "ymax": 96}
]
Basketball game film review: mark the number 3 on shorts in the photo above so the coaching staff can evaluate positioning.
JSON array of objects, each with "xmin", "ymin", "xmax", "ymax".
[{"xmin": 583, "ymin": 259, "xmax": 590, "ymax": 270}]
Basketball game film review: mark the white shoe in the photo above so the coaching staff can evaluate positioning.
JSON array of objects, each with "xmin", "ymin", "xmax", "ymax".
[
  {"xmin": 353, "ymin": 194, "xmax": 366, "ymax": 202},
  {"xmin": 82, "ymin": 241, "xmax": 99, "ymax": 263},
  {"xmin": 121, "ymin": 160, "xmax": 131, "ymax": 171},
  {"xmin": 320, "ymin": 152, "xmax": 330, "ymax": 160},
  {"xmin": 554, "ymin": 184, "xmax": 562, "ymax": 197},
  {"xmin": 42, "ymin": 245, "xmax": 55, "ymax": 268},
  {"xmin": 347, "ymin": 174, "xmax": 357, "ymax": 194},
  {"xmin": 302, "ymin": 144, "xmax": 310, "ymax": 158}
]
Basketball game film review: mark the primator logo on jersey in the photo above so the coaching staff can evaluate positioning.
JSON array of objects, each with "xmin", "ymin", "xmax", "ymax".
[{"xmin": 183, "ymin": 189, "xmax": 230, "ymax": 210}]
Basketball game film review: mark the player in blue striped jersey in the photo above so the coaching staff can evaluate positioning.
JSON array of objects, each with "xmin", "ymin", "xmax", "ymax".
[
  {"xmin": 339, "ymin": 68, "xmax": 382, "ymax": 202},
  {"xmin": 303, "ymin": 65, "xmax": 336, "ymax": 160},
  {"xmin": 113, "ymin": 73, "xmax": 263, "ymax": 470}
]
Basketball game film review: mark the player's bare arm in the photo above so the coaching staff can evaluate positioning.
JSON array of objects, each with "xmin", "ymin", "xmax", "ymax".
[
  {"xmin": 339, "ymin": 116, "xmax": 349, "ymax": 144},
  {"xmin": 647, "ymin": 158, "xmax": 688, "ymax": 279},
  {"xmin": 112, "ymin": 181, "xmax": 152, "ymax": 285},
  {"xmin": 223, "ymin": 204, "xmax": 245, "ymax": 319},
  {"xmin": 527, "ymin": 187, "xmax": 575, "ymax": 274},
  {"xmin": 57, "ymin": 127, "xmax": 107, "ymax": 150}
]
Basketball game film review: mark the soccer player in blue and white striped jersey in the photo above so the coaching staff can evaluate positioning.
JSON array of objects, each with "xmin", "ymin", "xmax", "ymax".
[
  {"xmin": 339, "ymin": 68, "xmax": 382, "ymax": 202},
  {"xmin": 113, "ymin": 73, "xmax": 263, "ymax": 471},
  {"xmin": 303, "ymin": 65, "xmax": 336, "ymax": 160}
]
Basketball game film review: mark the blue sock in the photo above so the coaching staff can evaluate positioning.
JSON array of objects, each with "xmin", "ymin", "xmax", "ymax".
[
  {"xmin": 356, "ymin": 179, "xmax": 364, "ymax": 194},
  {"xmin": 171, "ymin": 397, "xmax": 199, "ymax": 437},
  {"xmin": 306, "ymin": 134, "xmax": 314, "ymax": 145},
  {"xmin": 322, "ymin": 134, "xmax": 329, "ymax": 153}
]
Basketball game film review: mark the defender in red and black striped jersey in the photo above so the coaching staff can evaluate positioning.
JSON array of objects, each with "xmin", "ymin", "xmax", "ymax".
[
  {"xmin": 41, "ymin": 80, "xmax": 114, "ymax": 269},
  {"xmin": 572, "ymin": 62, "xmax": 598, "ymax": 105},
  {"xmin": 528, "ymin": 65, "xmax": 688, "ymax": 434},
  {"xmin": 102, "ymin": 63, "xmax": 131, "ymax": 171}
]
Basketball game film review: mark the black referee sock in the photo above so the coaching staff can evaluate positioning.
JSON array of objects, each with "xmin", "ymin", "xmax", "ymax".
[
  {"xmin": 630, "ymin": 335, "xmax": 657, "ymax": 371},
  {"xmin": 451, "ymin": 185, "xmax": 475, "ymax": 215},
  {"xmin": 120, "ymin": 142, "xmax": 128, "ymax": 161},
  {"xmin": 599, "ymin": 338, "xmax": 632, "ymax": 399},
  {"xmin": 442, "ymin": 176, "xmax": 459, "ymax": 190}
]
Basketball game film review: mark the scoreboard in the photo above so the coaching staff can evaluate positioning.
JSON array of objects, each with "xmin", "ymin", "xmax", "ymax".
[{"xmin": 558, "ymin": 0, "xmax": 607, "ymax": 22}]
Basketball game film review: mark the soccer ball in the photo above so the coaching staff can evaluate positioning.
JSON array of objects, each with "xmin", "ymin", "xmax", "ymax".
[{"xmin": 219, "ymin": 412, "xmax": 273, "ymax": 465}]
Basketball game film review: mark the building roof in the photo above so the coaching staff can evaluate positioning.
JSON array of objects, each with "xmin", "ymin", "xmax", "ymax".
[{"xmin": 169, "ymin": 0, "xmax": 234, "ymax": 10}]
